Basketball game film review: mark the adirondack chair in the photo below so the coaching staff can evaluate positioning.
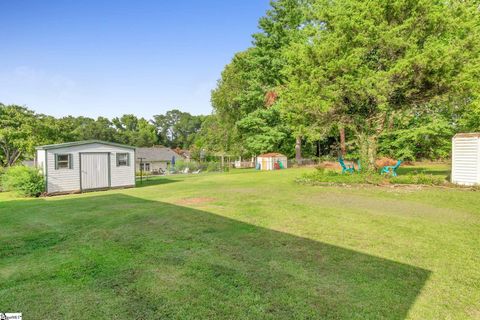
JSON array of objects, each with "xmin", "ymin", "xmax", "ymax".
[
  {"xmin": 381, "ymin": 160, "xmax": 402, "ymax": 177},
  {"xmin": 339, "ymin": 157, "xmax": 355, "ymax": 174}
]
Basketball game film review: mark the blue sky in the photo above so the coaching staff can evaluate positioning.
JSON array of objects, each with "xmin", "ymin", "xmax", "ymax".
[{"xmin": 0, "ymin": 0, "xmax": 270, "ymax": 118}]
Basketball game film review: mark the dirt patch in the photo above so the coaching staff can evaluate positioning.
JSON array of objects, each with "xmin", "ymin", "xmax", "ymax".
[
  {"xmin": 175, "ymin": 197, "xmax": 216, "ymax": 205},
  {"xmin": 318, "ymin": 161, "xmax": 342, "ymax": 169}
]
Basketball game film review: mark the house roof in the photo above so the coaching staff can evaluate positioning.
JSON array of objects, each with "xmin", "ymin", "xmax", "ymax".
[
  {"xmin": 174, "ymin": 149, "xmax": 191, "ymax": 158},
  {"xmin": 258, "ymin": 152, "xmax": 287, "ymax": 158},
  {"xmin": 136, "ymin": 147, "xmax": 185, "ymax": 162},
  {"xmin": 454, "ymin": 133, "xmax": 480, "ymax": 138},
  {"xmin": 35, "ymin": 140, "xmax": 135, "ymax": 150}
]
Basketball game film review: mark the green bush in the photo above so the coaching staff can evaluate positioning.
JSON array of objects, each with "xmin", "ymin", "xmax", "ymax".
[
  {"xmin": 0, "ymin": 167, "xmax": 5, "ymax": 192},
  {"xmin": 172, "ymin": 160, "xmax": 223, "ymax": 173},
  {"xmin": 1, "ymin": 166, "xmax": 45, "ymax": 197},
  {"xmin": 297, "ymin": 168, "xmax": 385, "ymax": 185},
  {"xmin": 206, "ymin": 161, "xmax": 222, "ymax": 172},
  {"xmin": 297, "ymin": 167, "xmax": 447, "ymax": 186},
  {"xmin": 390, "ymin": 173, "xmax": 446, "ymax": 186},
  {"xmin": 174, "ymin": 160, "xmax": 204, "ymax": 172}
]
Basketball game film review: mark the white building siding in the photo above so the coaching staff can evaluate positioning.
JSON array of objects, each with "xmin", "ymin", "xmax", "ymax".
[
  {"xmin": 110, "ymin": 148, "xmax": 135, "ymax": 188},
  {"xmin": 36, "ymin": 149, "xmax": 46, "ymax": 173},
  {"xmin": 452, "ymin": 136, "xmax": 480, "ymax": 186},
  {"xmin": 40, "ymin": 142, "xmax": 135, "ymax": 193},
  {"xmin": 136, "ymin": 161, "xmax": 169, "ymax": 172},
  {"xmin": 46, "ymin": 150, "xmax": 80, "ymax": 193}
]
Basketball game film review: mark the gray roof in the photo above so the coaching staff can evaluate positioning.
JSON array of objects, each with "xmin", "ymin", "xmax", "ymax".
[
  {"xmin": 36, "ymin": 140, "xmax": 135, "ymax": 150},
  {"xmin": 136, "ymin": 147, "xmax": 184, "ymax": 162}
]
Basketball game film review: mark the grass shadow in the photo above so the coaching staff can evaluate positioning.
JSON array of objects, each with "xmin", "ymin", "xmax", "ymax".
[
  {"xmin": 0, "ymin": 194, "xmax": 430, "ymax": 319},
  {"xmin": 135, "ymin": 176, "xmax": 179, "ymax": 188},
  {"xmin": 398, "ymin": 166, "xmax": 450, "ymax": 177}
]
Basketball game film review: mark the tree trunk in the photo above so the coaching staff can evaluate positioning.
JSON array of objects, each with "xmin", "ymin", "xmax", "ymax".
[
  {"xmin": 339, "ymin": 126, "xmax": 346, "ymax": 157},
  {"xmin": 358, "ymin": 133, "xmax": 377, "ymax": 171},
  {"xmin": 316, "ymin": 141, "xmax": 321, "ymax": 157},
  {"xmin": 295, "ymin": 136, "xmax": 302, "ymax": 165}
]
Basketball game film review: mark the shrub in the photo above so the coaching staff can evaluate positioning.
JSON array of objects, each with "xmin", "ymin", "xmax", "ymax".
[
  {"xmin": 390, "ymin": 173, "xmax": 446, "ymax": 186},
  {"xmin": 297, "ymin": 168, "xmax": 385, "ymax": 185},
  {"xmin": 1, "ymin": 166, "xmax": 45, "ymax": 197},
  {"xmin": 0, "ymin": 167, "xmax": 5, "ymax": 192},
  {"xmin": 206, "ymin": 161, "xmax": 222, "ymax": 172},
  {"xmin": 174, "ymin": 160, "xmax": 204, "ymax": 172},
  {"xmin": 297, "ymin": 167, "xmax": 447, "ymax": 186},
  {"xmin": 172, "ymin": 160, "xmax": 225, "ymax": 173}
]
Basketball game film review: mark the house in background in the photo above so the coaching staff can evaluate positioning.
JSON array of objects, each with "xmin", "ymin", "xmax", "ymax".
[
  {"xmin": 136, "ymin": 146, "xmax": 184, "ymax": 173},
  {"xmin": 35, "ymin": 140, "xmax": 135, "ymax": 194},
  {"xmin": 174, "ymin": 148, "xmax": 191, "ymax": 162}
]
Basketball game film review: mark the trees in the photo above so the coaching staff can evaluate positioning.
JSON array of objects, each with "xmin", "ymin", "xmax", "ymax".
[
  {"xmin": 236, "ymin": 105, "xmax": 294, "ymax": 157},
  {"xmin": 0, "ymin": 104, "xmax": 43, "ymax": 167},
  {"xmin": 152, "ymin": 109, "xmax": 204, "ymax": 149},
  {"xmin": 278, "ymin": 0, "xmax": 480, "ymax": 168},
  {"xmin": 113, "ymin": 114, "xmax": 157, "ymax": 147},
  {"xmin": 210, "ymin": 0, "xmax": 310, "ymax": 158}
]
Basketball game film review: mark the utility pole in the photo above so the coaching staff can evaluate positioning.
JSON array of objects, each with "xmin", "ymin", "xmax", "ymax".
[{"xmin": 138, "ymin": 157, "xmax": 145, "ymax": 184}]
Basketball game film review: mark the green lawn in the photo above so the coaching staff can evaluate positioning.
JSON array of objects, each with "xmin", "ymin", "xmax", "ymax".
[{"xmin": 0, "ymin": 167, "xmax": 479, "ymax": 319}]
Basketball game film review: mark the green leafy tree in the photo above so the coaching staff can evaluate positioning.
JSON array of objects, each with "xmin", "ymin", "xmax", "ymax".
[
  {"xmin": 280, "ymin": 0, "xmax": 480, "ymax": 168},
  {"xmin": 152, "ymin": 109, "xmax": 204, "ymax": 148},
  {"xmin": 236, "ymin": 105, "xmax": 294, "ymax": 157},
  {"xmin": 0, "ymin": 104, "xmax": 42, "ymax": 167},
  {"xmin": 113, "ymin": 114, "xmax": 157, "ymax": 147}
]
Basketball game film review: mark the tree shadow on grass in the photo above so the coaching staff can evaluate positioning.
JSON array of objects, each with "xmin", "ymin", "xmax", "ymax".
[
  {"xmin": 135, "ymin": 176, "xmax": 179, "ymax": 188},
  {"xmin": 0, "ymin": 194, "xmax": 430, "ymax": 319},
  {"xmin": 397, "ymin": 166, "xmax": 450, "ymax": 177}
]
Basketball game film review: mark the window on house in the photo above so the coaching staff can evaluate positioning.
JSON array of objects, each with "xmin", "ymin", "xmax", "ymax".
[
  {"xmin": 55, "ymin": 154, "xmax": 72, "ymax": 169},
  {"xmin": 140, "ymin": 163, "xmax": 150, "ymax": 171},
  {"xmin": 117, "ymin": 153, "xmax": 130, "ymax": 166}
]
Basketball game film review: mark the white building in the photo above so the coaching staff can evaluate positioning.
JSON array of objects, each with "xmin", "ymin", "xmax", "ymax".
[
  {"xmin": 452, "ymin": 133, "xmax": 480, "ymax": 185},
  {"xmin": 36, "ymin": 140, "xmax": 136, "ymax": 194},
  {"xmin": 135, "ymin": 147, "xmax": 184, "ymax": 173}
]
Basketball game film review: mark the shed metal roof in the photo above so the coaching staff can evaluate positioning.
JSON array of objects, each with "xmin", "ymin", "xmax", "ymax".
[
  {"xmin": 35, "ymin": 140, "xmax": 136, "ymax": 150},
  {"xmin": 136, "ymin": 147, "xmax": 185, "ymax": 162}
]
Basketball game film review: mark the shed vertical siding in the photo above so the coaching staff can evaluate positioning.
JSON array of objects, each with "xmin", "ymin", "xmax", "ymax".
[
  {"xmin": 80, "ymin": 153, "xmax": 110, "ymax": 190},
  {"xmin": 452, "ymin": 136, "xmax": 479, "ymax": 185}
]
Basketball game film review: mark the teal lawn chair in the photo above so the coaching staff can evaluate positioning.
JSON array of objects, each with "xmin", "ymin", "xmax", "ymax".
[
  {"xmin": 381, "ymin": 160, "xmax": 402, "ymax": 177},
  {"xmin": 339, "ymin": 157, "xmax": 355, "ymax": 174}
]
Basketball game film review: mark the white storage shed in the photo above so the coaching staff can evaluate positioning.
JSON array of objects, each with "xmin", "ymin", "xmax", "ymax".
[
  {"xmin": 35, "ymin": 140, "xmax": 136, "ymax": 194},
  {"xmin": 257, "ymin": 153, "xmax": 288, "ymax": 171},
  {"xmin": 452, "ymin": 133, "xmax": 480, "ymax": 185}
]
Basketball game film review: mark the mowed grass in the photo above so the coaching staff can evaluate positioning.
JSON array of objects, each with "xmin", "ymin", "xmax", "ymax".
[{"xmin": 0, "ymin": 166, "xmax": 479, "ymax": 319}]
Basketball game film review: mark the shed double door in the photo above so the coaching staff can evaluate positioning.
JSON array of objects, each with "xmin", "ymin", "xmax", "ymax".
[{"xmin": 80, "ymin": 153, "xmax": 110, "ymax": 190}]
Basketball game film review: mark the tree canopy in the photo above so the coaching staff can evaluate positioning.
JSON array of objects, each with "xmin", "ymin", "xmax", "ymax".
[
  {"xmin": 0, "ymin": 104, "xmax": 206, "ymax": 167},
  {"xmin": 208, "ymin": 0, "xmax": 480, "ymax": 166}
]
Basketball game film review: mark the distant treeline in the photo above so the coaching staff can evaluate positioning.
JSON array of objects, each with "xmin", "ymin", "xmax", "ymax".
[{"xmin": 0, "ymin": 104, "xmax": 206, "ymax": 167}]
